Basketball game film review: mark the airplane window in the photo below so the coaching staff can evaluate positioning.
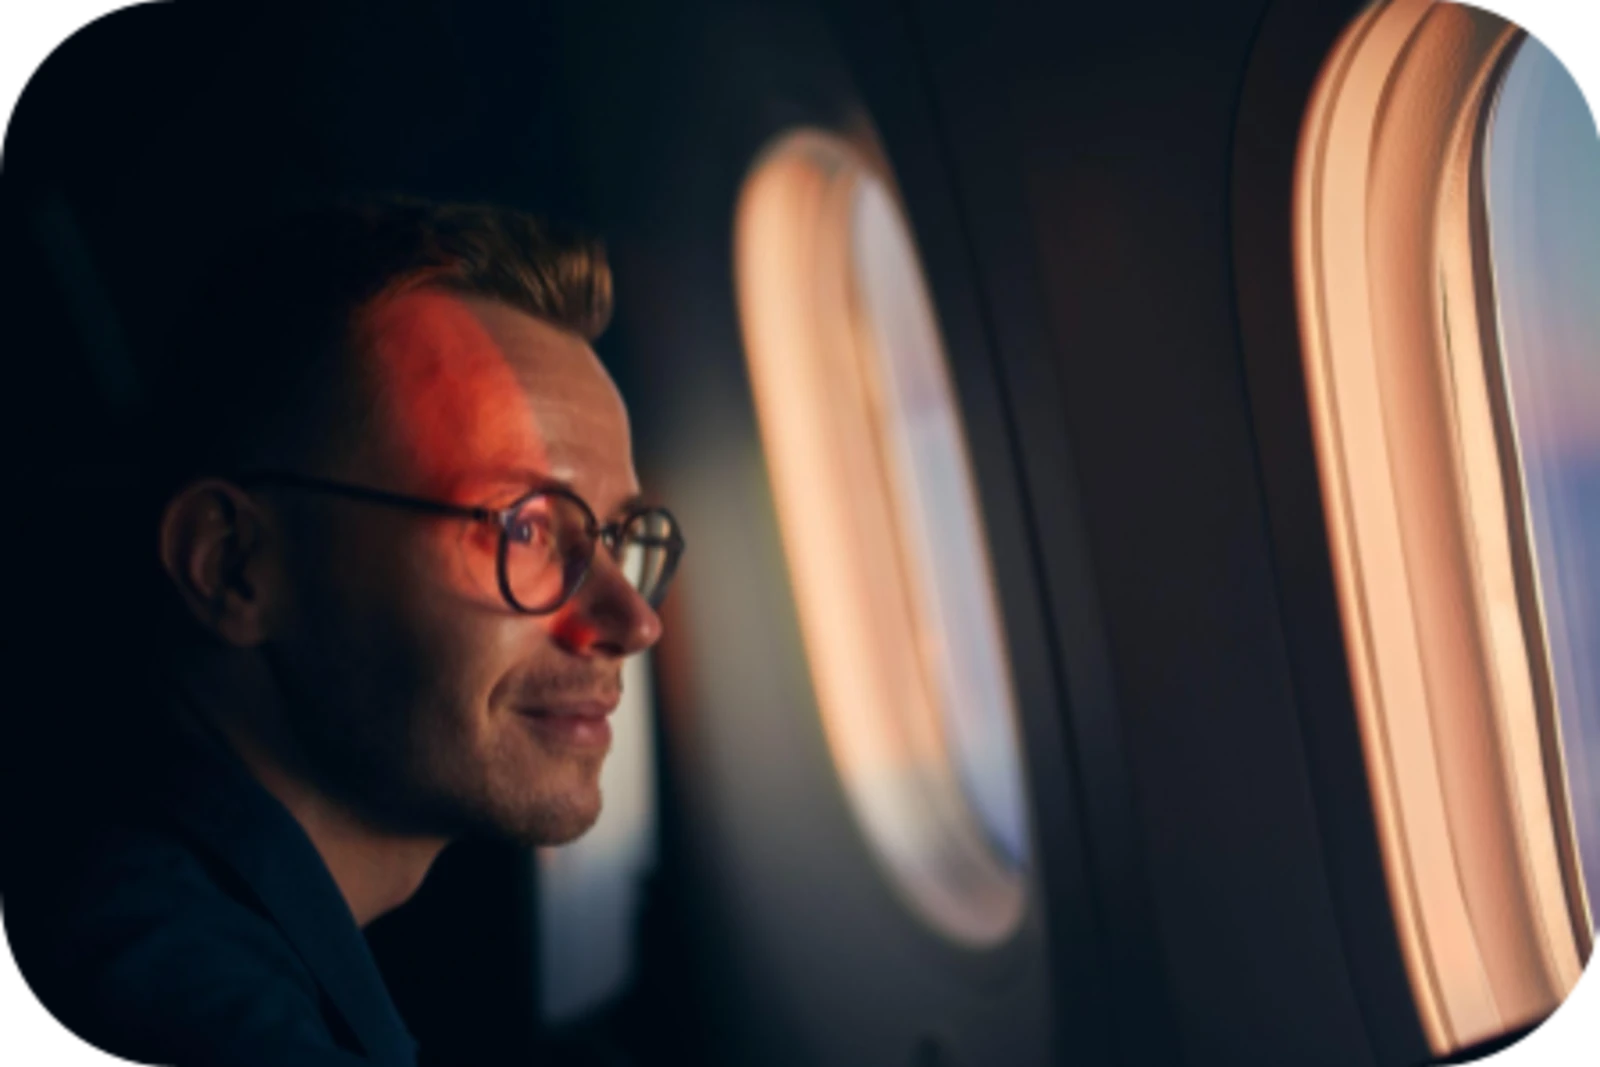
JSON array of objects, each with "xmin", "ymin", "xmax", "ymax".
[
  {"xmin": 1483, "ymin": 37, "xmax": 1600, "ymax": 924},
  {"xmin": 537, "ymin": 651, "xmax": 657, "ymax": 1022},
  {"xmin": 1293, "ymin": 2, "xmax": 1593, "ymax": 1052},
  {"xmin": 735, "ymin": 130, "xmax": 1030, "ymax": 945}
]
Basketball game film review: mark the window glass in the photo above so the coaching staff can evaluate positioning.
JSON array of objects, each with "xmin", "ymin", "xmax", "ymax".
[
  {"xmin": 1485, "ymin": 37, "xmax": 1600, "ymax": 920},
  {"xmin": 850, "ymin": 177, "xmax": 1028, "ymax": 867}
]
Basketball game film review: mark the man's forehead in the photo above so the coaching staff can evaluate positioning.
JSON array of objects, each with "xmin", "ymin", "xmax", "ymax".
[{"xmin": 357, "ymin": 288, "xmax": 637, "ymax": 507}]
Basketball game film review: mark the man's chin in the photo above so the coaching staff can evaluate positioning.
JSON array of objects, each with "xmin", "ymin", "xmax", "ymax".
[{"xmin": 495, "ymin": 784, "xmax": 603, "ymax": 846}]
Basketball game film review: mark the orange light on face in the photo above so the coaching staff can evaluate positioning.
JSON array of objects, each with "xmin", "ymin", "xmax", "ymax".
[
  {"xmin": 359, "ymin": 288, "xmax": 553, "ymax": 501},
  {"xmin": 354, "ymin": 288, "xmax": 580, "ymax": 612}
]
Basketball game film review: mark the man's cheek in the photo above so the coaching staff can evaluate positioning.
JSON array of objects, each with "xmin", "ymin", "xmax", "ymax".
[
  {"xmin": 423, "ymin": 621, "xmax": 514, "ymax": 716},
  {"xmin": 430, "ymin": 523, "xmax": 501, "ymax": 605}
]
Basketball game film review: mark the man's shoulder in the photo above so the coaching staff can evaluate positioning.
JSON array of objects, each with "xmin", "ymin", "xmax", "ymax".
[
  {"xmin": 7, "ymin": 819, "xmax": 365, "ymax": 1065},
  {"xmin": 10, "ymin": 817, "xmax": 314, "ymax": 984}
]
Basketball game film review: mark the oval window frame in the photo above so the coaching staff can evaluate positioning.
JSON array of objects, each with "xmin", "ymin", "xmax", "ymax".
[
  {"xmin": 733, "ymin": 128, "xmax": 1031, "ymax": 947},
  {"xmin": 1294, "ymin": 0, "xmax": 1592, "ymax": 1052}
]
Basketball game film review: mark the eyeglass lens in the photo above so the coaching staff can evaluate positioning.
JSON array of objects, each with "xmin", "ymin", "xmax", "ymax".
[
  {"xmin": 502, "ymin": 493, "xmax": 679, "ymax": 613},
  {"xmin": 616, "ymin": 510, "xmax": 680, "ymax": 608}
]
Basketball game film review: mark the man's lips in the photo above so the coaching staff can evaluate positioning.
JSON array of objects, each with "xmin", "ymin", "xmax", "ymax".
[
  {"xmin": 521, "ymin": 696, "xmax": 620, "ymax": 719},
  {"xmin": 513, "ymin": 695, "xmax": 620, "ymax": 750}
]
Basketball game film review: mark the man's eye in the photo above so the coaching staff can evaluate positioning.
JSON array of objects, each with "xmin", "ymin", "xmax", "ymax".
[{"xmin": 509, "ymin": 515, "xmax": 551, "ymax": 546}]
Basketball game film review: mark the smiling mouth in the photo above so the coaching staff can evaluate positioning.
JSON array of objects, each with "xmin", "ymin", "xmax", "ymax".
[{"xmin": 512, "ymin": 710, "xmax": 611, "ymax": 751}]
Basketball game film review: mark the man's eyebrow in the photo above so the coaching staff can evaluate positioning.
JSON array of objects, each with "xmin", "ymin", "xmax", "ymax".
[{"xmin": 612, "ymin": 491, "xmax": 649, "ymax": 518}]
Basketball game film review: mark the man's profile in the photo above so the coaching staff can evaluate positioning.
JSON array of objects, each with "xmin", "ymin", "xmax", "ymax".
[{"xmin": 6, "ymin": 198, "xmax": 681, "ymax": 1066}]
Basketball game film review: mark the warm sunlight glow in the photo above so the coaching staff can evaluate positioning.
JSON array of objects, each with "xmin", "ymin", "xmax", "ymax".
[{"xmin": 1295, "ymin": 0, "xmax": 1591, "ymax": 1053}]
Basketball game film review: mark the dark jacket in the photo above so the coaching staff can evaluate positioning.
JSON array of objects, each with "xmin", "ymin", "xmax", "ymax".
[{"xmin": 6, "ymin": 709, "xmax": 419, "ymax": 1067}]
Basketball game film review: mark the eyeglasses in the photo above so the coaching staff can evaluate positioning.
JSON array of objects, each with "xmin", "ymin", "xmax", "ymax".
[{"xmin": 237, "ymin": 471, "xmax": 684, "ymax": 616}]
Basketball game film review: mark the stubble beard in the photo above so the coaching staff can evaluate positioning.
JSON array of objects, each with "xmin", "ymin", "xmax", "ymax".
[{"xmin": 299, "ymin": 696, "xmax": 608, "ymax": 847}]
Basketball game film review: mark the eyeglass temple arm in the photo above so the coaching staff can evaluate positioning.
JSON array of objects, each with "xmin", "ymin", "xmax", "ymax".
[{"xmin": 235, "ymin": 472, "xmax": 505, "ymax": 526}]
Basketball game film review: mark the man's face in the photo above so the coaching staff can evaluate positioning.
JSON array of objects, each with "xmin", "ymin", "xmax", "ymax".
[{"xmin": 265, "ymin": 289, "xmax": 662, "ymax": 845}]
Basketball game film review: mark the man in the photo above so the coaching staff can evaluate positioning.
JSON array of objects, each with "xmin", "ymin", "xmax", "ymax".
[{"xmin": 7, "ymin": 198, "xmax": 681, "ymax": 1065}]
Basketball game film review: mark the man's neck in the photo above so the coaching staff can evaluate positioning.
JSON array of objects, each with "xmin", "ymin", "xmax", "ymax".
[
  {"xmin": 239, "ymin": 748, "xmax": 448, "ymax": 927},
  {"xmin": 171, "ymin": 665, "xmax": 447, "ymax": 927}
]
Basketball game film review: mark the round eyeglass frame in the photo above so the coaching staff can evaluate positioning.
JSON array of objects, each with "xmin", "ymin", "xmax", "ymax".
[{"xmin": 235, "ymin": 471, "xmax": 684, "ymax": 616}]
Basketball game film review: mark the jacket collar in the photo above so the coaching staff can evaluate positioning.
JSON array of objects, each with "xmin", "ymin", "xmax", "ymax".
[{"xmin": 150, "ymin": 710, "xmax": 419, "ymax": 1067}]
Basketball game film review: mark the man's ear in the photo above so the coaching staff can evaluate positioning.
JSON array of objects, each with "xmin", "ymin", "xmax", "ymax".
[{"xmin": 158, "ymin": 480, "xmax": 282, "ymax": 647}]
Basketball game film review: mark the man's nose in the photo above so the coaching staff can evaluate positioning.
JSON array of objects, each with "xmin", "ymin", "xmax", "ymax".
[{"xmin": 550, "ymin": 552, "xmax": 664, "ymax": 657}]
